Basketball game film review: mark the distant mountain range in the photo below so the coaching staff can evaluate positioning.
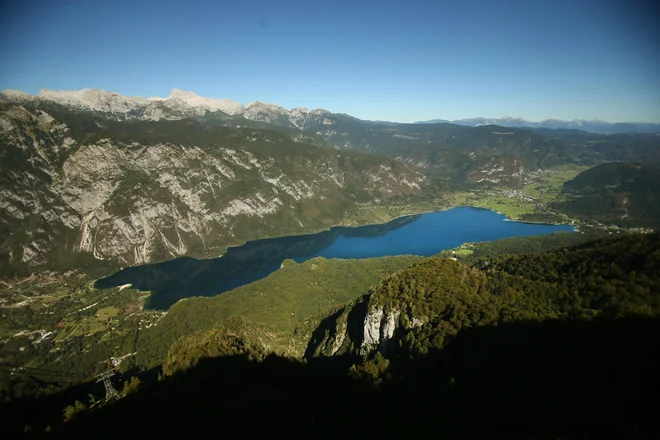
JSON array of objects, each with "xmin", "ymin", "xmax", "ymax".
[
  {"xmin": 0, "ymin": 88, "xmax": 335, "ymax": 129},
  {"xmin": 3, "ymin": 88, "xmax": 658, "ymax": 136},
  {"xmin": 415, "ymin": 116, "xmax": 660, "ymax": 135},
  {"xmin": 3, "ymin": 88, "xmax": 659, "ymax": 193}
]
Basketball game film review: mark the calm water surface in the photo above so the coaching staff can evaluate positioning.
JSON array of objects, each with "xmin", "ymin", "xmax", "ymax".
[{"xmin": 95, "ymin": 207, "xmax": 575, "ymax": 309}]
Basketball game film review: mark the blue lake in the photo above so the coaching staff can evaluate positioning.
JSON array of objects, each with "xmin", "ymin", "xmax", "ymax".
[{"xmin": 95, "ymin": 207, "xmax": 575, "ymax": 310}]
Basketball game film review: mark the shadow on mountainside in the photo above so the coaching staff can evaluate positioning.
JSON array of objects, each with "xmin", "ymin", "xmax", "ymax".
[
  {"xmin": 0, "ymin": 366, "xmax": 161, "ymax": 439},
  {"xmin": 6, "ymin": 316, "xmax": 658, "ymax": 439},
  {"xmin": 303, "ymin": 297, "xmax": 370, "ymax": 359}
]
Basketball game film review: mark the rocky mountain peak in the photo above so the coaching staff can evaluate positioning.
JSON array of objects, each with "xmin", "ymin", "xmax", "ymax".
[
  {"xmin": 246, "ymin": 101, "xmax": 287, "ymax": 112},
  {"xmin": 160, "ymin": 88, "xmax": 245, "ymax": 115},
  {"xmin": 0, "ymin": 89, "xmax": 35, "ymax": 102},
  {"xmin": 169, "ymin": 87, "xmax": 189, "ymax": 98},
  {"xmin": 0, "ymin": 87, "xmax": 338, "ymax": 126},
  {"xmin": 37, "ymin": 88, "xmax": 148, "ymax": 113}
]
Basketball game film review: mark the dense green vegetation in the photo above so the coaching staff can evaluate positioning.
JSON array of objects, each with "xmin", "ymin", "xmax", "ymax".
[
  {"xmin": 439, "ymin": 230, "xmax": 610, "ymax": 265},
  {"xmin": 556, "ymin": 162, "xmax": 660, "ymax": 229},
  {"xmin": 136, "ymin": 255, "xmax": 424, "ymax": 368},
  {"xmin": 0, "ymin": 271, "xmax": 155, "ymax": 401},
  {"xmin": 288, "ymin": 112, "xmax": 658, "ymax": 170},
  {"xmin": 304, "ymin": 233, "xmax": 658, "ymax": 363},
  {"xmin": 457, "ymin": 160, "xmax": 660, "ymax": 229},
  {"xmin": 3, "ymin": 233, "xmax": 655, "ymax": 438},
  {"xmin": 264, "ymin": 110, "xmax": 660, "ymax": 190},
  {"xmin": 9, "ymin": 231, "xmax": 615, "ymax": 405},
  {"xmin": 0, "ymin": 256, "xmax": 421, "ymax": 404}
]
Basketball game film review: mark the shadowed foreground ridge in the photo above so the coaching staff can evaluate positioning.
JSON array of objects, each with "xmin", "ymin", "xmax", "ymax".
[
  {"xmin": 4, "ymin": 233, "xmax": 660, "ymax": 439},
  {"xmin": 56, "ymin": 318, "xmax": 660, "ymax": 439}
]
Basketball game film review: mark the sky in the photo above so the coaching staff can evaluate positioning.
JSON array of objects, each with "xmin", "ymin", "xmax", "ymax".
[{"xmin": 1, "ymin": 0, "xmax": 659, "ymax": 123}]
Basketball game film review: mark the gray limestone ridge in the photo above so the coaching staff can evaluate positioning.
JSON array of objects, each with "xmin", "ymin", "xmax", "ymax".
[
  {"xmin": 0, "ymin": 99, "xmax": 427, "ymax": 275},
  {"xmin": 5, "ymin": 87, "xmax": 654, "ymax": 187},
  {"xmin": 0, "ymin": 88, "xmax": 333, "ymax": 128},
  {"xmin": 307, "ymin": 293, "xmax": 428, "ymax": 357},
  {"xmin": 3, "ymin": 87, "xmax": 658, "ymax": 135}
]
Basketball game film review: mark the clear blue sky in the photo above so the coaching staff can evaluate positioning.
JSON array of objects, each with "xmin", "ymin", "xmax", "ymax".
[{"xmin": 1, "ymin": 0, "xmax": 658, "ymax": 122}]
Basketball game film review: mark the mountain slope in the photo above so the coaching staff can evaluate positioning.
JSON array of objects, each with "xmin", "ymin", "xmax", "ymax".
[
  {"xmin": 148, "ymin": 88, "xmax": 246, "ymax": 115},
  {"xmin": 554, "ymin": 162, "xmax": 660, "ymax": 229},
  {"xmin": 5, "ymin": 88, "xmax": 660, "ymax": 192},
  {"xmin": 307, "ymin": 233, "xmax": 660, "ymax": 358},
  {"xmin": 0, "ymin": 102, "xmax": 428, "ymax": 276}
]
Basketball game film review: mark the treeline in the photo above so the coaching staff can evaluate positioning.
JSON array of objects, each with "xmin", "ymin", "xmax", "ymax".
[
  {"xmin": 438, "ymin": 230, "xmax": 609, "ymax": 265},
  {"xmin": 135, "ymin": 255, "xmax": 424, "ymax": 368},
  {"xmin": 361, "ymin": 233, "xmax": 660, "ymax": 360},
  {"xmin": 556, "ymin": 162, "xmax": 660, "ymax": 228},
  {"xmin": 4, "ymin": 233, "xmax": 660, "ymax": 438},
  {"xmin": 38, "ymin": 233, "xmax": 660, "ymax": 439}
]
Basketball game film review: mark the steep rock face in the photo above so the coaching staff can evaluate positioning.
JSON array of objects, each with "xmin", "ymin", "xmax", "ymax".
[
  {"xmin": 362, "ymin": 305, "xmax": 383, "ymax": 347},
  {"xmin": 139, "ymin": 98, "xmax": 208, "ymax": 121},
  {"xmin": 30, "ymin": 88, "xmax": 319, "ymax": 128},
  {"xmin": 379, "ymin": 308, "xmax": 400, "ymax": 351},
  {"xmin": 0, "ymin": 104, "xmax": 428, "ymax": 274},
  {"xmin": 308, "ymin": 258, "xmax": 489, "ymax": 358},
  {"xmin": 152, "ymin": 88, "xmax": 246, "ymax": 115},
  {"xmin": 467, "ymin": 156, "xmax": 527, "ymax": 187},
  {"xmin": 360, "ymin": 304, "xmax": 401, "ymax": 352},
  {"xmin": 311, "ymin": 298, "xmax": 412, "ymax": 357},
  {"xmin": 241, "ymin": 102, "xmax": 297, "ymax": 128}
]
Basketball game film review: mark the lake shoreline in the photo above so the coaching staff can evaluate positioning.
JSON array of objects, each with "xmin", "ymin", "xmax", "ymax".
[
  {"xmin": 98, "ymin": 207, "xmax": 575, "ymax": 310},
  {"xmin": 219, "ymin": 203, "xmax": 578, "ymax": 257}
]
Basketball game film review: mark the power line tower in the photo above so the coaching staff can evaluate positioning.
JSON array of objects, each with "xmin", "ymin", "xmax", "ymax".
[{"xmin": 96, "ymin": 369, "xmax": 119, "ymax": 400}]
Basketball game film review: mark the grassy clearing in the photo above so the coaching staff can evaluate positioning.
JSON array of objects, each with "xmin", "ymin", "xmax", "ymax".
[
  {"xmin": 96, "ymin": 306, "xmax": 119, "ymax": 322},
  {"xmin": 522, "ymin": 165, "xmax": 590, "ymax": 202},
  {"xmin": 457, "ymin": 165, "xmax": 592, "ymax": 221},
  {"xmin": 0, "ymin": 327, "xmax": 19, "ymax": 338},
  {"xmin": 468, "ymin": 197, "xmax": 537, "ymax": 219}
]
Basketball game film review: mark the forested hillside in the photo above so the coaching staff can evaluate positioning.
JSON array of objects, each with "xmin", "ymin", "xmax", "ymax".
[
  {"xmin": 556, "ymin": 162, "xmax": 660, "ymax": 228},
  {"xmin": 4, "ymin": 233, "xmax": 656, "ymax": 438}
]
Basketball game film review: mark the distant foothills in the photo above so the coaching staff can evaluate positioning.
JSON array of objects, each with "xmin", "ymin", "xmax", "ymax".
[
  {"xmin": 2, "ymin": 88, "xmax": 659, "ymax": 135},
  {"xmin": 414, "ymin": 116, "xmax": 660, "ymax": 135}
]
